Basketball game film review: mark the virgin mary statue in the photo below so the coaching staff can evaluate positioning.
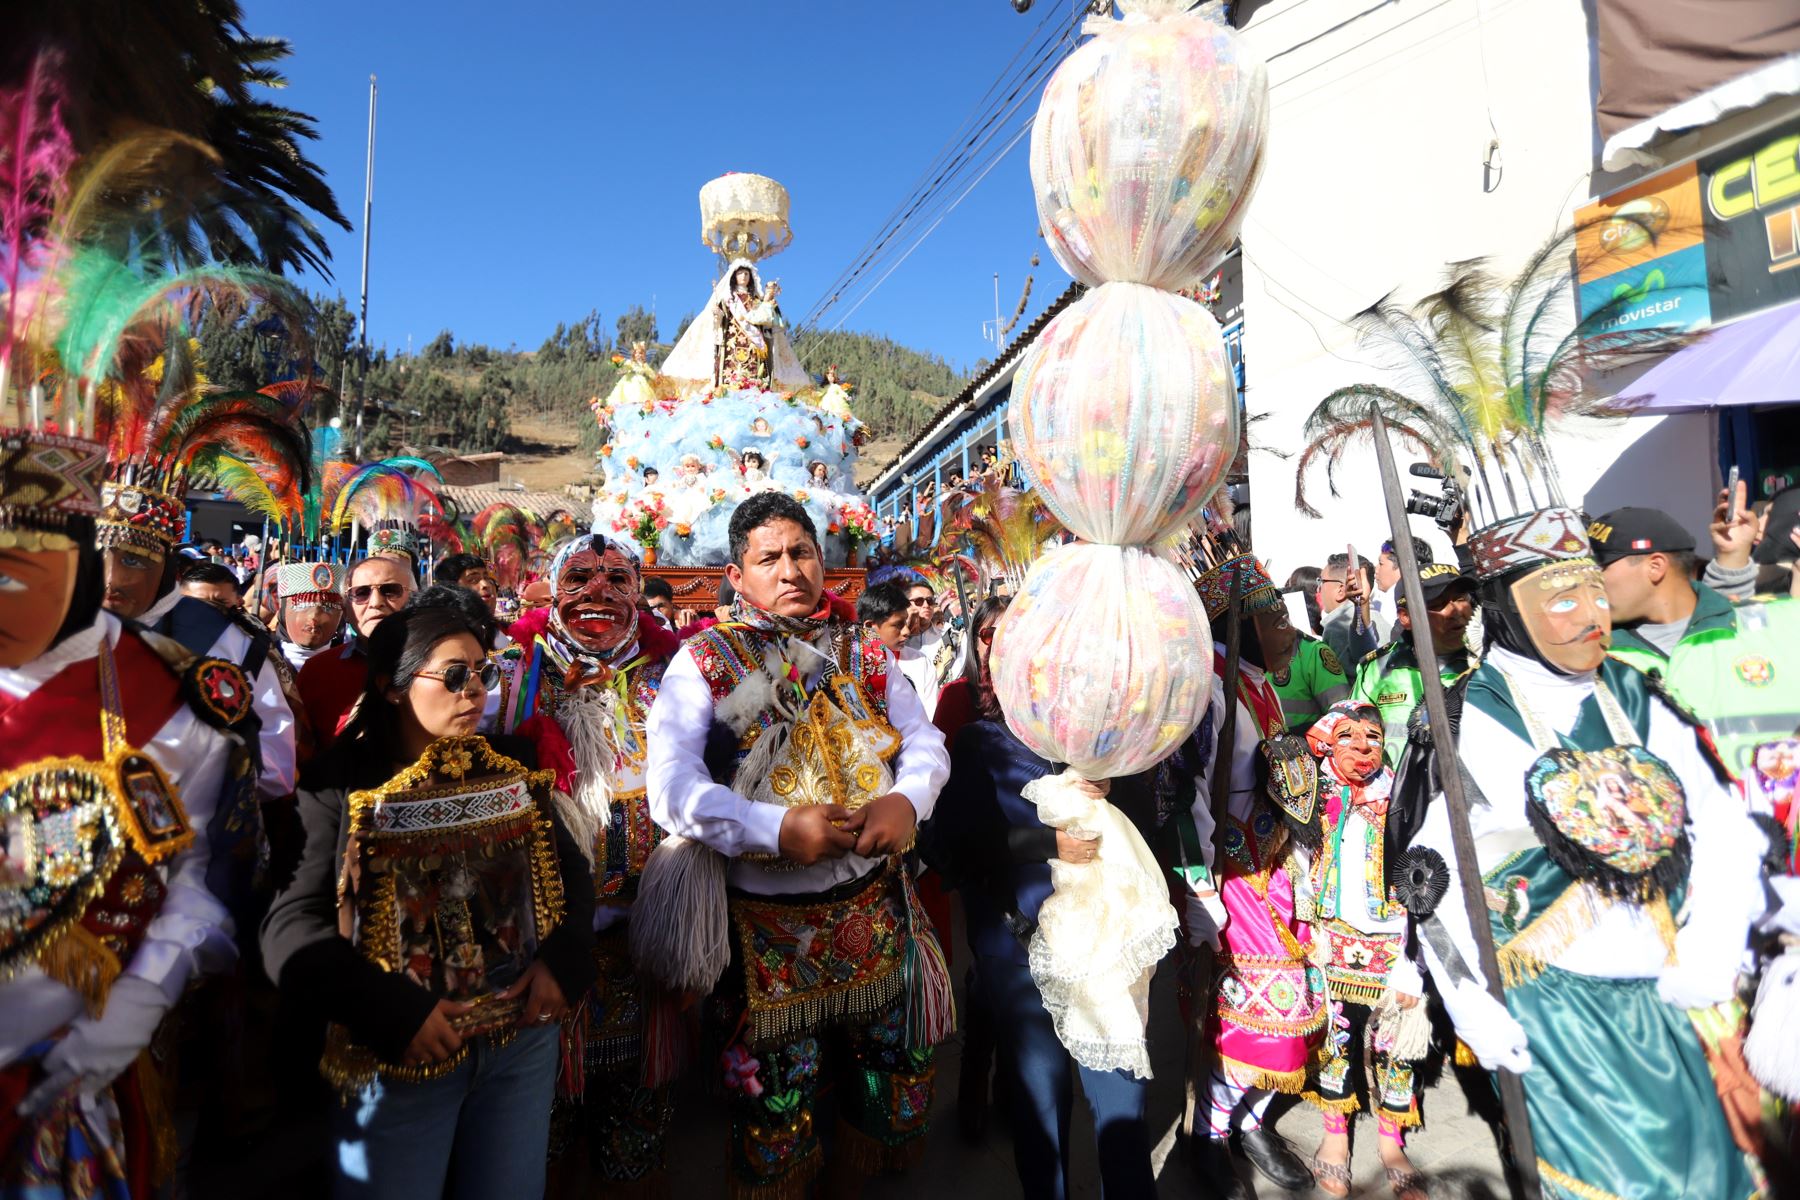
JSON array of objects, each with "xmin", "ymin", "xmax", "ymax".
[{"xmin": 660, "ymin": 257, "xmax": 812, "ymax": 393}]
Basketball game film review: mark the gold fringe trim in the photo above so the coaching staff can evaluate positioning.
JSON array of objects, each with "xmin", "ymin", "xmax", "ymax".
[
  {"xmin": 832, "ymin": 1116, "xmax": 928, "ymax": 1176},
  {"xmin": 1497, "ymin": 883, "xmax": 1608, "ymax": 987},
  {"xmin": 1537, "ymin": 1158, "xmax": 1625, "ymax": 1200},
  {"xmin": 1379, "ymin": 1104, "xmax": 1422, "ymax": 1130},
  {"xmin": 1301, "ymin": 1090, "xmax": 1363, "ymax": 1116},
  {"xmin": 37, "ymin": 922, "xmax": 122, "ymax": 1018},
  {"xmin": 132, "ymin": 1048, "xmax": 179, "ymax": 1186},
  {"xmin": 1647, "ymin": 894, "xmax": 1678, "ymax": 966},
  {"xmin": 748, "ymin": 967, "xmax": 904, "ymax": 1048},
  {"xmin": 1323, "ymin": 978, "xmax": 1387, "ymax": 1007},
  {"xmin": 727, "ymin": 1145, "xmax": 822, "ymax": 1200},
  {"xmin": 1453, "ymin": 1039, "xmax": 1477, "ymax": 1069},
  {"xmin": 1217, "ymin": 1054, "xmax": 1309, "ymax": 1095}
]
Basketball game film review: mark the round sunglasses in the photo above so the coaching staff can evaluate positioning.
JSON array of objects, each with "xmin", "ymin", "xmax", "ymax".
[{"xmin": 415, "ymin": 661, "xmax": 501, "ymax": 695}]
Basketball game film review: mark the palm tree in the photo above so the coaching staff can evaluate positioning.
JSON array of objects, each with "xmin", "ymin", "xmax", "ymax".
[{"xmin": 7, "ymin": 1, "xmax": 351, "ymax": 278}]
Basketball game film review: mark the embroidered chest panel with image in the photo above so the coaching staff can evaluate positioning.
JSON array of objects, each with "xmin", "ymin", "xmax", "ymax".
[{"xmin": 327, "ymin": 736, "xmax": 565, "ymax": 1090}]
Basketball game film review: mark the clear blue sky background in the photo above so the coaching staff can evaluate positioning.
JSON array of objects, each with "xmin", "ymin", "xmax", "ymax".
[{"xmin": 243, "ymin": 0, "xmax": 1080, "ymax": 373}]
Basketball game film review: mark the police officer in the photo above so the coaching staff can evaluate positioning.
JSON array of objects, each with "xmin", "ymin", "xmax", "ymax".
[
  {"xmin": 1592, "ymin": 505, "xmax": 1800, "ymax": 782},
  {"xmin": 1350, "ymin": 563, "xmax": 1476, "ymax": 765},
  {"xmin": 1273, "ymin": 630, "xmax": 1352, "ymax": 734}
]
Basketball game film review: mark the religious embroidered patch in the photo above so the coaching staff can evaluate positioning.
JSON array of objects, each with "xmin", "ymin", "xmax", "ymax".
[{"xmin": 1523, "ymin": 744, "xmax": 1689, "ymax": 900}]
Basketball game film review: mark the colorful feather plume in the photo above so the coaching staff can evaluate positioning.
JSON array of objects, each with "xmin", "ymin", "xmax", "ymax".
[
  {"xmin": 472, "ymin": 503, "xmax": 542, "ymax": 592},
  {"xmin": 1295, "ymin": 216, "xmax": 1701, "ymax": 523}
]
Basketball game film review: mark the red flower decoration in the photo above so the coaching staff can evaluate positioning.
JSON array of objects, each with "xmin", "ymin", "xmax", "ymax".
[{"xmin": 832, "ymin": 912, "xmax": 875, "ymax": 960}]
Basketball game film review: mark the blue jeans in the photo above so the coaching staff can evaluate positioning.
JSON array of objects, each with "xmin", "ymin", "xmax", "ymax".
[
  {"xmin": 980, "ymin": 953, "xmax": 1156, "ymax": 1200},
  {"xmin": 333, "ymin": 1023, "xmax": 559, "ymax": 1200}
]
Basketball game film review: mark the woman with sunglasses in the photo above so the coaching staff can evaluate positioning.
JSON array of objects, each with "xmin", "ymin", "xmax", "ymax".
[{"xmin": 263, "ymin": 604, "xmax": 595, "ymax": 1199}]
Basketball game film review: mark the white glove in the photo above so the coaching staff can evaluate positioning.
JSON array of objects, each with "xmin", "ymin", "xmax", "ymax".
[
  {"xmin": 18, "ymin": 976, "xmax": 173, "ymax": 1116},
  {"xmin": 1658, "ymin": 958, "xmax": 1739, "ymax": 1012},
  {"xmin": 1184, "ymin": 890, "xmax": 1227, "ymax": 951},
  {"xmin": 1453, "ymin": 987, "xmax": 1532, "ymax": 1074}
]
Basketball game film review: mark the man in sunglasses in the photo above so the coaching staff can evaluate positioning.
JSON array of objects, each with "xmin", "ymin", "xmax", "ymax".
[
  {"xmin": 495, "ymin": 533, "xmax": 684, "ymax": 1194},
  {"xmin": 296, "ymin": 555, "xmax": 418, "ymax": 753}
]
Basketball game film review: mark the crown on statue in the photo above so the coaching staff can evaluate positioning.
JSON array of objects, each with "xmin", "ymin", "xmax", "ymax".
[{"xmin": 699, "ymin": 173, "xmax": 793, "ymax": 262}]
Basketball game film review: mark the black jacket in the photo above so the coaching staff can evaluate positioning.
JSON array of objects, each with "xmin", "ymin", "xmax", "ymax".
[{"xmin": 259, "ymin": 733, "xmax": 595, "ymax": 1063}]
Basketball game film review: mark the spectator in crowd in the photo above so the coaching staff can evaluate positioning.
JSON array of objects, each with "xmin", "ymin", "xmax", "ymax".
[{"xmin": 179, "ymin": 560, "xmax": 245, "ymax": 612}]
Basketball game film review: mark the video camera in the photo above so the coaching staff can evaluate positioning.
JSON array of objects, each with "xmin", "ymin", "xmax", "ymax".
[{"xmin": 1404, "ymin": 463, "xmax": 1468, "ymax": 535}]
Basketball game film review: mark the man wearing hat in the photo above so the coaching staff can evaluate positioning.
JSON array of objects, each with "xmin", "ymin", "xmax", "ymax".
[
  {"xmin": 1351, "ymin": 563, "xmax": 1477, "ymax": 767},
  {"xmin": 274, "ymin": 559, "xmax": 347, "ymax": 671},
  {"xmin": 1592, "ymin": 505, "xmax": 1800, "ymax": 783}
]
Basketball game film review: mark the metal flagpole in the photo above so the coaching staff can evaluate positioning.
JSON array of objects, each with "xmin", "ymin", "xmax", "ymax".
[
  {"xmin": 1369, "ymin": 409, "xmax": 1541, "ymax": 1198},
  {"xmin": 354, "ymin": 75, "xmax": 377, "ymax": 460}
]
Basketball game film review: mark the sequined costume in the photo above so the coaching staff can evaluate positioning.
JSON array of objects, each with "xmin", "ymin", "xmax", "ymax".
[{"xmin": 647, "ymin": 599, "xmax": 950, "ymax": 1200}]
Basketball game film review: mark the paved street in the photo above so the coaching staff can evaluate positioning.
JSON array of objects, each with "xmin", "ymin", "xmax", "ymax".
[{"xmin": 663, "ymin": 918, "xmax": 1514, "ymax": 1199}]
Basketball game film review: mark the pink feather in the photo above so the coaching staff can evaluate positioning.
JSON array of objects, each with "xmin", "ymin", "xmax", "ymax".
[{"xmin": 0, "ymin": 50, "xmax": 76, "ymax": 370}]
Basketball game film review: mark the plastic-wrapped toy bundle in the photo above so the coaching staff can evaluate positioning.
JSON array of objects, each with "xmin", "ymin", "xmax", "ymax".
[
  {"xmin": 991, "ymin": 543, "xmax": 1212, "ymax": 776},
  {"xmin": 1031, "ymin": 0, "xmax": 1268, "ymax": 292},
  {"xmin": 988, "ymin": 0, "xmax": 1267, "ymax": 1077},
  {"xmin": 1009, "ymin": 282, "xmax": 1237, "ymax": 545}
]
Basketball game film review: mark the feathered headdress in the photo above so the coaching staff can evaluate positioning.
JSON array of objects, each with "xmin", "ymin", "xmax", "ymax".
[
  {"xmin": 328, "ymin": 456, "xmax": 444, "ymax": 564},
  {"xmin": 936, "ymin": 480, "xmax": 1065, "ymax": 591},
  {"xmin": 1295, "ymin": 218, "xmax": 1699, "ymax": 580},
  {"xmin": 472, "ymin": 503, "xmax": 542, "ymax": 592}
]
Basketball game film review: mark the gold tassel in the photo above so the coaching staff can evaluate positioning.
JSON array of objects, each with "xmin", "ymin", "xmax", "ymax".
[
  {"xmin": 832, "ymin": 1117, "xmax": 928, "ymax": 1175},
  {"xmin": 1217, "ymin": 1054, "xmax": 1310, "ymax": 1094},
  {"xmin": 1497, "ymin": 883, "xmax": 1607, "ymax": 987},
  {"xmin": 726, "ymin": 1145, "xmax": 822, "ymax": 1200},
  {"xmin": 1301, "ymin": 1089, "xmax": 1363, "ymax": 1115},
  {"xmin": 38, "ymin": 924, "xmax": 122, "ymax": 1017},
  {"xmin": 1453, "ymin": 1039, "xmax": 1477, "ymax": 1068}
]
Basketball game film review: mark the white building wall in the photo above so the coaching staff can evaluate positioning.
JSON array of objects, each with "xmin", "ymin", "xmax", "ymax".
[{"xmin": 1235, "ymin": 0, "xmax": 1716, "ymax": 582}]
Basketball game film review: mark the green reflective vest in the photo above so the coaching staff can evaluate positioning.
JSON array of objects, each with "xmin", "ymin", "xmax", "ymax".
[
  {"xmin": 1608, "ymin": 583, "xmax": 1800, "ymax": 781},
  {"xmin": 1351, "ymin": 639, "xmax": 1472, "ymax": 767},
  {"xmin": 1272, "ymin": 633, "xmax": 1351, "ymax": 734}
]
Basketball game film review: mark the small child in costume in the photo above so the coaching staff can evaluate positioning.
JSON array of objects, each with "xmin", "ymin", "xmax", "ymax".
[{"xmin": 1296, "ymin": 702, "xmax": 1430, "ymax": 1200}]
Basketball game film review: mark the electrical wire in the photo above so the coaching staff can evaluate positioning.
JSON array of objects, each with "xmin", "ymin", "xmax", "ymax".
[{"xmin": 795, "ymin": 2, "xmax": 1085, "ymax": 343}]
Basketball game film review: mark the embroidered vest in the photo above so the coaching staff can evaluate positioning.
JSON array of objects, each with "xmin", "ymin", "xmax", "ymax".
[
  {"xmin": 1464, "ymin": 659, "xmax": 1692, "ymax": 987},
  {"xmin": 0, "ymin": 634, "xmax": 193, "ymax": 1014},
  {"xmin": 544, "ymin": 653, "xmax": 668, "ymax": 901},
  {"xmin": 323, "ymin": 735, "xmax": 566, "ymax": 1092}
]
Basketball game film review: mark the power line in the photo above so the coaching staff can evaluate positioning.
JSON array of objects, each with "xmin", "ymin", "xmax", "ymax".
[{"xmin": 796, "ymin": 2, "xmax": 1085, "ymax": 338}]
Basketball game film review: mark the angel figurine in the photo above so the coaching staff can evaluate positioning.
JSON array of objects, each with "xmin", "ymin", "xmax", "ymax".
[
  {"xmin": 664, "ymin": 453, "xmax": 716, "ymax": 530},
  {"xmin": 818, "ymin": 365, "xmax": 855, "ymax": 420},
  {"xmin": 602, "ymin": 341, "xmax": 659, "ymax": 413}
]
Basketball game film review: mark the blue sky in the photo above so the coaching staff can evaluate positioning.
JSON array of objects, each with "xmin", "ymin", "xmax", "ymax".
[{"xmin": 244, "ymin": 0, "xmax": 1079, "ymax": 372}]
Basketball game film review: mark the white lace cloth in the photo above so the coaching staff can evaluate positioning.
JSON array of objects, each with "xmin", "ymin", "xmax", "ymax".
[{"xmin": 1025, "ymin": 770, "xmax": 1177, "ymax": 1079}]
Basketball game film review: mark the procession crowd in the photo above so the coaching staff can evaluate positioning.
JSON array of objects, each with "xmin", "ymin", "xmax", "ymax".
[{"xmin": 7, "ymin": 422, "xmax": 1800, "ymax": 1200}]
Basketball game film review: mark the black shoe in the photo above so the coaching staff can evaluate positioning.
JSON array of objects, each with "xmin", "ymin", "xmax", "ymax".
[
  {"xmin": 1190, "ymin": 1135, "xmax": 1252, "ymax": 1200},
  {"xmin": 1237, "ymin": 1127, "xmax": 1314, "ymax": 1192}
]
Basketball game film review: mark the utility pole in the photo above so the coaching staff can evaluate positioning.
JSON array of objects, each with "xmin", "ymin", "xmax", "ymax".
[{"xmin": 354, "ymin": 75, "xmax": 377, "ymax": 459}]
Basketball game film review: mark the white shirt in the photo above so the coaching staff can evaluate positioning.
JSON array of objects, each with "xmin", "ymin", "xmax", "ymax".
[
  {"xmin": 280, "ymin": 637, "xmax": 335, "ymax": 672},
  {"xmin": 647, "ymin": 641, "xmax": 950, "ymax": 895},
  {"xmin": 1417, "ymin": 647, "xmax": 1763, "ymax": 1038},
  {"xmin": 148, "ymin": 590, "xmax": 297, "ymax": 798},
  {"xmin": 0, "ymin": 613, "xmax": 236, "ymax": 1065},
  {"xmin": 896, "ymin": 645, "xmax": 940, "ymax": 720}
]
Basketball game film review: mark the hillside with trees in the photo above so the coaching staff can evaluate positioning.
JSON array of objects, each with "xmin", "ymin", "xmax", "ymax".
[{"xmin": 197, "ymin": 297, "xmax": 966, "ymax": 483}]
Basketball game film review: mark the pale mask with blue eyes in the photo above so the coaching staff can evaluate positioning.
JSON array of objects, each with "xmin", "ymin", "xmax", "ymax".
[{"xmin": 1508, "ymin": 561, "xmax": 1612, "ymax": 674}]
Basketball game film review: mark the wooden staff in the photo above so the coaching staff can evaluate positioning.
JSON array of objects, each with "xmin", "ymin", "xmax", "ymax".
[{"xmin": 1369, "ymin": 408, "xmax": 1541, "ymax": 1198}]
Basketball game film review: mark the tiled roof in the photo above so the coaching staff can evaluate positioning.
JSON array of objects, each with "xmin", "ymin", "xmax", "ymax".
[{"xmin": 440, "ymin": 485, "xmax": 582, "ymax": 520}]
